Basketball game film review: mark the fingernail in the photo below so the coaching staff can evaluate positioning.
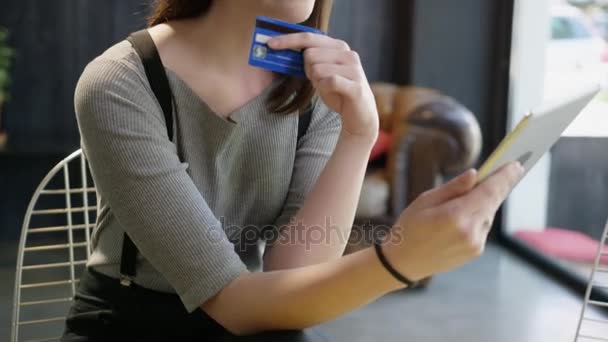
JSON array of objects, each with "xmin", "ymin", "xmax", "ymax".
[
  {"xmin": 515, "ymin": 162, "xmax": 525, "ymax": 173},
  {"xmin": 464, "ymin": 169, "xmax": 477, "ymax": 179},
  {"xmin": 268, "ymin": 38, "xmax": 279, "ymax": 48},
  {"xmin": 459, "ymin": 169, "xmax": 477, "ymax": 187}
]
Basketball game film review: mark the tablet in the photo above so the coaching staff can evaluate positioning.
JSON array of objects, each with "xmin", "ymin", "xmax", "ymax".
[{"xmin": 477, "ymin": 84, "xmax": 601, "ymax": 183}]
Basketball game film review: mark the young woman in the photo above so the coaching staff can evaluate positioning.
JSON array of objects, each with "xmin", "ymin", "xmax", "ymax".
[{"xmin": 61, "ymin": 0, "xmax": 523, "ymax": 340}]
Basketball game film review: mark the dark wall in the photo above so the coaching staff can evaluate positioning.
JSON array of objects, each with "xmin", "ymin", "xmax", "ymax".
[
  {"xmin": 0, "ymin": 0, "xmax": 148, "ymax": 151},
  {"xmin": 0, "ymin": 153, "xmax": 67, "ymax": 240},
  {"xmin": 329, "ymin": 0, "xmax": 404, "ymax": 83},
  {"xmin": 1, "ymin": 1, "xmax": 146, "ymax": 241},
  {"xmin": 409, "ymin": 0, "xmax": 509, "ymax": 159}
]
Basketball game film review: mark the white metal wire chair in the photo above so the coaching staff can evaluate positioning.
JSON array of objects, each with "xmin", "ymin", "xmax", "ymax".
[
  {"xmin": 11, "ymin": 149, "xmax": 97, "ymax": 342},
  {"xmin": 576, "ymin": 216, "xmax": 608, "ymax": 341}
]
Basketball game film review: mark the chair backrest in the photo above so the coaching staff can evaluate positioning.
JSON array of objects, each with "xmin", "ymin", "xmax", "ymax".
[{"xmin": 11, "ymin": 149, "xmax": 97, "ymax": 342}]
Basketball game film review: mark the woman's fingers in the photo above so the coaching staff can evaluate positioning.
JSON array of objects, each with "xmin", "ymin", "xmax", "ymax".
[
  {"xmin": 269, "ymin": 33, "xmax": 364, "ymax": 93},
  {"xmin": 304, "ymin": 48, "xmax": 361, "ymax": 66},
  {"xmin": 458, "ymin": 162, "xmax": 523, "ymax": 215},
  {"xmin": 306, "ymin": 63, "xmax": 361, "ymax": 83},
  {"xmin": 471, "ymin": 209, "xmax": 494, "ymax": 238},
  {"xmin": 269, "ymin": 32, "xmax": 379, "ymax": 141},
  {"xmin": 316, "ymin": 75, "xmax": 358, "ymax": 97},
  {"xmin": 413, "ymin": 169, "xmax": 478, "ymax": 209},
  {"xmin": 441, "ymin": 162, "xmax": 521, "ymax": 250},
  {"xmin": 268, "ymin": 32, "xmax": 350, "ymax": 51}
]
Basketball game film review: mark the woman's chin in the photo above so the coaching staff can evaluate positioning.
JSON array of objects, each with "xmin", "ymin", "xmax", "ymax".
[
  {"xmin": 280, "ymin": 11, "xmax": 314, "ymax": 24},
  {"xmin": 262, "ymin": 1, "xmax": 315, "ymax": 24}
]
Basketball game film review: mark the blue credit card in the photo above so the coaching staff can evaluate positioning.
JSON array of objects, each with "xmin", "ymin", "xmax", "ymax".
[{"xmin": 249, "ymin": 16, "xmax": 326, "ymax": 78}]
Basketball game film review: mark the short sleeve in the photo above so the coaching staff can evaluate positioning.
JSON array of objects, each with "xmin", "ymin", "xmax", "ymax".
[
  {"xmin": 75, "ymin": 57, "xmax": 248, "ymax": 312},
  {"xmin": 269, "ymin": 97, "xmax": 342, "ymax": 237}
]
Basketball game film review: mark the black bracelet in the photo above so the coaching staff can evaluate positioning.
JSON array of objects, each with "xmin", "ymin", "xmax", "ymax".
[{"xmin": 373, "ymin": 241, "xmax": 420, "ymax": 288}]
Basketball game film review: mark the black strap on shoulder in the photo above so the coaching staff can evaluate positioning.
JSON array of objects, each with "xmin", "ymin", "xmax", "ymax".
[
  {"xmin": 127, "ymin": 30, "xmax": 174, "ymax": 140},
  {"xmin": 120, "ymin": 30, "xmax": 174, "ymax": 287},
  {"xmin": 298, "ymin": 105, "xmax": 312, "ymax": 141}
]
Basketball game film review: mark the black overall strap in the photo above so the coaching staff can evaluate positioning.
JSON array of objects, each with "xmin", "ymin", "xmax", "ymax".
[
  {"xmin": 120, "ymin": 29, "xmax": 312, "ymax": 287},
  {"xmin": 121, "ymin": 30, "xmax": 174, "ymax": 287},
  {"xmin": 298, "ymin": 105, "xmax": 312, "ymax": 141},
  {"xmin": 128, "ymin": 30, "xmax": 174, "ymax": 137}
]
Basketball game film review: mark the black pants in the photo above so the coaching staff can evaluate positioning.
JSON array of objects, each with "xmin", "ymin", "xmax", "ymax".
[{"xmin": 61, "ymin": 268, "xmax": 328, "ymax": 342}]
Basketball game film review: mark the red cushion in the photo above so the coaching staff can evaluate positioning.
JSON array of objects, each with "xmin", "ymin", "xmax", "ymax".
[
  {"xmin": 369, "ymin": 130, "xmax": 392, "ymax": 162},
  {"xmin": 515, "ymin": 228, "xmax": 608, "ymax": 265}
]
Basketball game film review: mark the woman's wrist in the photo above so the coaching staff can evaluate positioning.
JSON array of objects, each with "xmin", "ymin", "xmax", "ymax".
[
  {"xmin": 373, "ymin": 241, "xmax": 421, "ymax": 288},
  {"xmin": 381, "ymin": 229, "xmax": 431, "ymax": 283},
  {"xmin": 360, "ymin": 247, "xmax": 407, "ymax": 293},
  {"xmin": 338, "ymin": 128, "xmax": 378, "ymax": 150}
]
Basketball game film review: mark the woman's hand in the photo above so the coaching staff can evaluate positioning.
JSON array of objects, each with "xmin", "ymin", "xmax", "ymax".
[
  {"xmin": 268, "ymin": 33, "xmax": 379, "ymax": 142},
  {"xmin": 383, "ymin": 162, "xmax": 525, "ymax": 281}
]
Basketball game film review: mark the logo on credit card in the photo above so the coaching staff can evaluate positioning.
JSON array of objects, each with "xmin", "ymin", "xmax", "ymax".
[{"xmin": 249, "ymin": 16, "xmax": 326, "ymax": 78}]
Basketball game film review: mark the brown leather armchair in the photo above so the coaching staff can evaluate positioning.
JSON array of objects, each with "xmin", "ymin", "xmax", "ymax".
[{"xmin": 347, "ymin": 83, "xmax": 482, "ymax": 257}]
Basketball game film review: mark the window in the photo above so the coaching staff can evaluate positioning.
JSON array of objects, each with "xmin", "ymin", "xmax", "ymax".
[{"xmin": 506, "ymin": 0, "xmax": 608, "ymax": 283}]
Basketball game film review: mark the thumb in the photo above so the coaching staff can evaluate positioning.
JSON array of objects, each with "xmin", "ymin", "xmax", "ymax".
[{"xmin": 415, "ymin": 169, "xmax": 478, "ymax": 208}]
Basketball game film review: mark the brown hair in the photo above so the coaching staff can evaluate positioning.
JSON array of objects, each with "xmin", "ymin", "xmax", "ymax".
[{"xmin": 149, "ymin": 0, "xmax": 334, "ymax": 115}]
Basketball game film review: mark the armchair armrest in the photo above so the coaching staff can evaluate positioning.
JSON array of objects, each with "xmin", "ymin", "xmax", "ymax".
[
  {"xmin": 372, "ymin": 84, "xmax": 482, "ymax": 217},
  {"xmin": 404, "ymin": 98, "xmax": 482, "ymax": 174}
]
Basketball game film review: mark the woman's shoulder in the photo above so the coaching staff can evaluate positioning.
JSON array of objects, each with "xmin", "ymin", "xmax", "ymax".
[
  {"xmin": 74, "ymin": 39, "xmax": 161, "ymax": 124},
  {"xmin": 77, "ymin": 38, "xmax": 154, "ymax": 103},
  {"xmin": 80, "ymin": 40, "xmax": 144, "ymax": 85},
  {"xmin": 97, "ymin": 39, "xmax": 138, "ymax": 63}
]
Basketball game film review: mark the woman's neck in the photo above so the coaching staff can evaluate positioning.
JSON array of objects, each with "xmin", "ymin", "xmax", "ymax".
[
  {"xmin": 171, "ymin": 1, "xmax": 267, "ymax": 77},
  {"xmin": 147, "ymin": 2, "xmax": 277, "ymax": 117}
]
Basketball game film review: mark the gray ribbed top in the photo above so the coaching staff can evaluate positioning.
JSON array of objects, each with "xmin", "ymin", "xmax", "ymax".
[{"xmin": 75, "ymin": 40, "xmax": 341, "ymax": 312}]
